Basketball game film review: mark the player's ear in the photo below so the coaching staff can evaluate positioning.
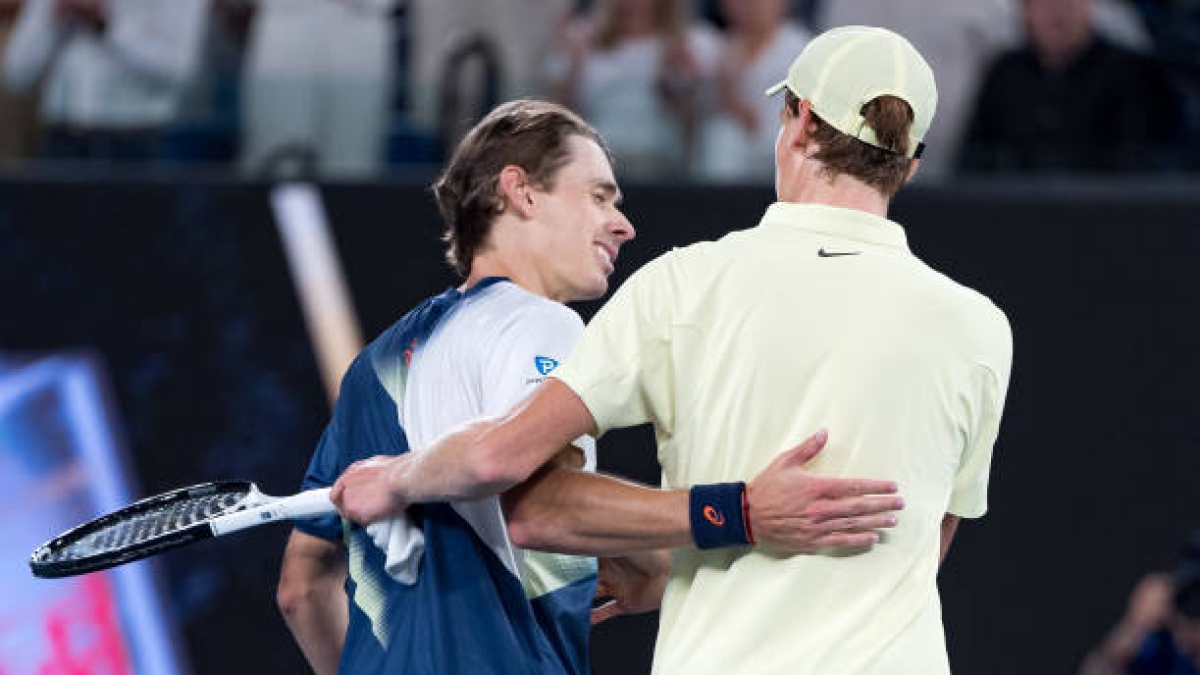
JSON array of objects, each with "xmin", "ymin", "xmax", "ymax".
[
  {"xmin": 783, "ymin": 99, "xmax": 814, "ymax": 151},
  {"xmin": 498, "ymin": 166, "xmax": 535, "ymax": 219}
]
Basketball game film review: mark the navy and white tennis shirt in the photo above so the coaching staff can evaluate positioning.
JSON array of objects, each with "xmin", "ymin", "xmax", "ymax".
[{"xmin": 297, "ymin": 277, "xmax": 598, "ymax": 675}]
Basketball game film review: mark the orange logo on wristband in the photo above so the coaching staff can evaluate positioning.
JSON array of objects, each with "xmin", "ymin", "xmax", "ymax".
[{"xmin": 703, "ymin": 505, "xmax": 725, "ymax": 526}]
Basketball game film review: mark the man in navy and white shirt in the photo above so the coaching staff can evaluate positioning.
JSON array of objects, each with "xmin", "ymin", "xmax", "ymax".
[
  {"xmin": 277, "ymin": 100, "xmax": 643, "ymax": 675},
  {"xmin": 292, "ymin": 277, "xmax": 606, "ymax": 675}
]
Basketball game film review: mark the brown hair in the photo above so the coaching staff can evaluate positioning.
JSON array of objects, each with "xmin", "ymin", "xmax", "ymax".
[
  {"xmin": 433, "ymin": 100, "xmax": 609, "ymax": 277},
  {"xmin": 784, "ymin": 90, "xmax": 915, "ymax": 197}
]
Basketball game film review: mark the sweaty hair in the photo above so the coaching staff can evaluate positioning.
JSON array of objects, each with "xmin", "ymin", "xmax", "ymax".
[
  {"xmin": 434, "ymin": 100, "xmax": 609, "ymax": 278},
  {"xmin": 784, "ymin": 90, "xmax": 915, "ymax": 197}
]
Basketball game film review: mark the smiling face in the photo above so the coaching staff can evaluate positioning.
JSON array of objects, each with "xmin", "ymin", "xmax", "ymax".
[{"xmin": 525, "ymin": 135, "xmax": 636, "ymax": 303}]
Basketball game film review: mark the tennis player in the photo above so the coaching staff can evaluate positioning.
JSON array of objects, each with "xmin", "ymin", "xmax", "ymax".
[
  {"xmin": 334, "ymin": 27, "xmax": 1013, "ymax": 675},
  {"xmin": 284, "ymin": 99, "xmax": 905, "ymax": 675}
]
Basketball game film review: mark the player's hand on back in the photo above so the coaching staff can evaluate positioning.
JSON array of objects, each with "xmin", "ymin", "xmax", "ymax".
[
  {"xmin": 330, "ymin": 455, "xmax": 412, "ymax": 524},
  {"xmin": 746, "ymin": 429, "xmax": 904, "ymax": 552}
]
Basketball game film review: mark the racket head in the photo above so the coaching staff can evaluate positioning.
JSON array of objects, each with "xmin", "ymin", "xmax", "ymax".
[{"xmin": 30, "ymin": 480, "xmax": 256, "ymax": 579}]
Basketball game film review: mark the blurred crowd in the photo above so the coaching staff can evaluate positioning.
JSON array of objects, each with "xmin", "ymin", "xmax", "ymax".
[
  {"xmin": 1080, "ymin": 530, "xmax": 1200, "ymax": 675},
  {"xmin": 0, "ymin": 0, "xmax": 1196, "ymax": 181}
]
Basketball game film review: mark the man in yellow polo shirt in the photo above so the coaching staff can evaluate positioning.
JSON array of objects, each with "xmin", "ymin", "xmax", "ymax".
[{"xmin": 333, "ymin": 26, "xmax": 1013, "ymax": 675}]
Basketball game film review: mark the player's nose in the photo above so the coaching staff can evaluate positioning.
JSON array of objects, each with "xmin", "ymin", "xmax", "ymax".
[{"xmin": 610, "ymin": 210, "xmax": 635, "ymax": 244}]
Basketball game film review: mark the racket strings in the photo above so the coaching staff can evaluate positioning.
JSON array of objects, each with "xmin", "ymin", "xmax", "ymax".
[{"xmin": 47, "ymin": 490, "xmax": 247, "ymax": 562}]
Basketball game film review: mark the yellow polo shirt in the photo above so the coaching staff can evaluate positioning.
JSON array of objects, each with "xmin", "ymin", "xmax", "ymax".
[{"xmin": 552, "ymin": 202, "xmax": 1012, "ymax": 675}]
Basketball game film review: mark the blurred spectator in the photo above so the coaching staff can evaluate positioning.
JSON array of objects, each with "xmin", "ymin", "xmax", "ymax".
[
  {"xmin": 1138, "ymin": 0, "xmax": 1200, "ymax": 169},
  {"xmin": 1093, "ymin": 0, "xmax": 1155, "ymax": 53},
  {"xmin": 0, "ymin": 0, "xmax": 40, "ymax": 160},
  {"xmin": 238, "ymin": 0, "xmax": 398, "ymax": 178},
  {"xmin": 546, "ymin": 0, "xmax": 720, "ymax": 179},
  {"xmin": 1139, "ymin": 0, "xmax": 1200, "ymax": 72},
  {"xmin": 407, "ymin": 0, "xmax": 570, "ymax": 154},
  {"xmin": 1079, "ymin": 530, "xmax": 1200, "ymax": 675},
  {"xmin": 816, "ymin": 0, "xmax": 1021, "ymax": 180},
  {"xmin": 159, "ymin": 0, "xmax": 250, "ymax": 164},
  {"xmin": 694, "ymin": 0, "xmax": 810, "ymax": 182},
  {"xmin": 3, "ymin": 0, "xmax": 210, "ymax": 164},
  {"xmin": 959, "ymin": 0, "xmax": 1180, "ymax": 173}
]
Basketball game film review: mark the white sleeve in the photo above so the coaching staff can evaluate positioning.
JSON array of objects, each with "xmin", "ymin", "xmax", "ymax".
[
  {"xmin": 687, "ymin": 22, "xmax": 723, "ymax": 75},
  {"xmin": 948, "ymin": 310, "xmax": 1013, "ymax": 519},
  {"xmin": 3, "ymin": 0, "xmax": 68, "ymax": 94},
  {"xmin": 479, "ymin": 300, "xmax": 596, "ymax": 469},
  {"xmin": 107, "ymin": 0, "xmax": 208, "ymax": 87},
  {"xmin": 551, "ymin": 253, "xmax": 677, "ymax": 438}
]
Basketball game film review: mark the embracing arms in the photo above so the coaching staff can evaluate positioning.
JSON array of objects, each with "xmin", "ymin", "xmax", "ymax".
[
  {"xmin": 500, "ymin": 432, "xmax": 903, "ymax": 556},
  {"xmin": 331, "ymin": 380, "xmax": 904, "ymax": 557}
]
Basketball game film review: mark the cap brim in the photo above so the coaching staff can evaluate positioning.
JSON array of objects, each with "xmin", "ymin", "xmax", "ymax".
[{"xmin": 764, "ymin": 80, "xmax": 788, "ymax": 98}]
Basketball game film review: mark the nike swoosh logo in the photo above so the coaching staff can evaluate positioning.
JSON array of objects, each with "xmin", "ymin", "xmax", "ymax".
[{"xmin": 817, "ymin": 248, "xmax": 861, "ymax": 258}]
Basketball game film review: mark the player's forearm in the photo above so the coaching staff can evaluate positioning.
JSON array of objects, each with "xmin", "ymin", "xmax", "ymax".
[
  {"xmin": 391, "ymin": 418, "xmax": 535, "ymax": 503},
  {"xmin": 277, "ymin": 534, "xmax": 348, "ymax": 675},
  {"xmin": 503, "ymin": 466, "xmax": 691, "ymax": 556},
  {"xmin": 280, "ymin": 597, "xmax": 347, "ymax": 675},
  {"xmin": 278, "ymin": 574, "xmax": 347, "ymax": 675},
  {"xmin": 330, "ymin": 426, "xmax": 519, "ymax": 524},
  {"xmin": 939, "ymin": 514, "xmax": 960, "ymax": 566},
  {"xmin": 397, "ymin": 383, "xmax": 597, "ymax": 504}
]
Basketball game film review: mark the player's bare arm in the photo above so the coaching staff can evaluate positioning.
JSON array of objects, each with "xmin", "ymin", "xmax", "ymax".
[
  {"xmin": 501, "ymin": 429, "xmax": 902, "ymax": 554},
  {"xmin": 509, "ymin": 444, "xmax": 674, "ymax": 623},
  {"xmin": 332, "ymin": 380, "xmax": 905, "ymax": 555},
  {"xmin": 277, "ymin": 530, "xmax": 349, "ymax": 675},
  {"xmin": 939, "ymin": 514, "xmax": 960, "ymax": 565},
  {"xmin": 331, "ymin": 380, "xmax": 593, "ymax": 515},
  {"xmin": 502, "ymin": 462, "xmax": 692, "ymax": 554}
]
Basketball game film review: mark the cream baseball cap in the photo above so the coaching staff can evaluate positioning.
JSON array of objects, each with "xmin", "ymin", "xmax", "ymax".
[{"xmin": 765, "ymin": 26, "xmax": 937, "ymax": 158}]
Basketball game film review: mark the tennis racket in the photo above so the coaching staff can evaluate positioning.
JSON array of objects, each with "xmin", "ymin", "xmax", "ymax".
[{"xmin": 29, "ymin": 481, "xmax": 334, "ymax": 578}]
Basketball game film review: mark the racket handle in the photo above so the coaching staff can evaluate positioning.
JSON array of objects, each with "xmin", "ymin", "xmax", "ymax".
[
  {"xmin": 276, "ymin": 487, "xmax": 336, "ymax": 519},
  {"xmin": 210, "ymin": 488, "xmax": 335, "ymax": 536}
]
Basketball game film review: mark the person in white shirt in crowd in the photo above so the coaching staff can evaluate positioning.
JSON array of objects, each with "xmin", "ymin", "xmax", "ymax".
[
  {"xmin": 1090, "ymin": 0, "xmax": 1155, "ymax": 53},
  {"xmin": 3, "ymin": 0, "xmax": 209, "ymax": 162},
  {"xmin": 694, "ymin": 0, "xmax": 810, "ymax": 182},
  {"xmin": 0, "ymin": 0, "xmax": 40, "ymax": 161},
  {"xmin": 406, "ymin": 0, "xmax": 572, "ymax": 149},
  {"xmin": 238, "ymin": 0, "xmax": 397, "ymax": 178},
  {"xmin": 546, "ymin": 0, "xmax": 720, "ymax": 179}
]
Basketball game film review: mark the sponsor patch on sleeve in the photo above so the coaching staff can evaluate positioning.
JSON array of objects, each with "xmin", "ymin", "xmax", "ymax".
[{"xmin": 534, "ymin": 355, "xmax": 560, "ymax": 376}]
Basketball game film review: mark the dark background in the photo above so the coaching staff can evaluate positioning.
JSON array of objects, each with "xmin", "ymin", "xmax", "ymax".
[{"xmin": 3, "ymin": 177, "xmax": 1199, "ymax": 674}]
